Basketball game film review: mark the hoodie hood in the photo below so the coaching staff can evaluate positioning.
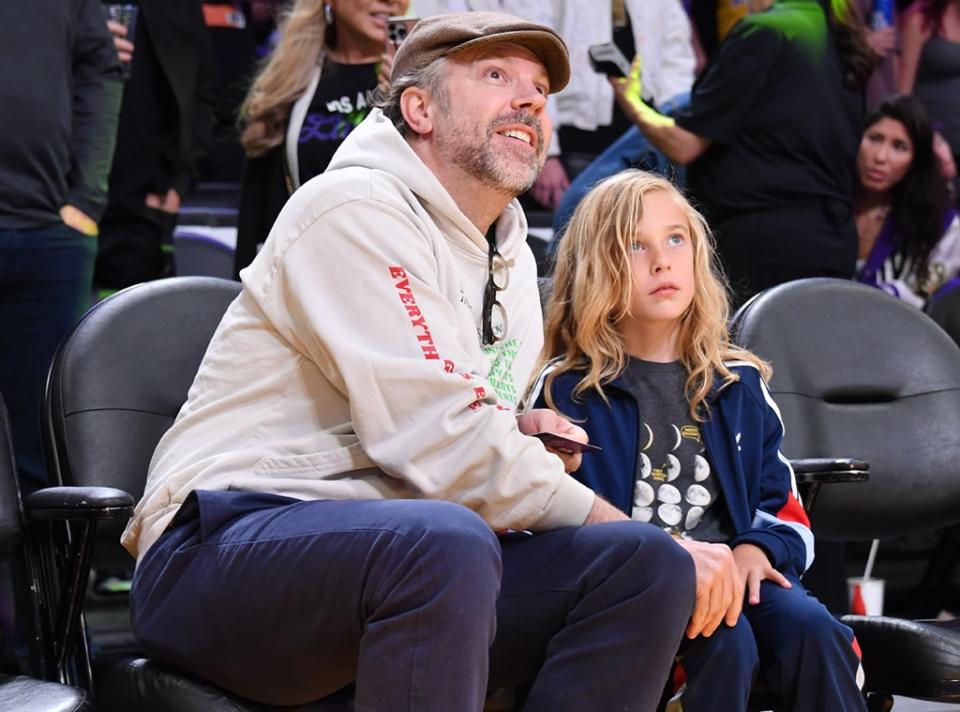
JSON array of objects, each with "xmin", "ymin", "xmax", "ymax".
[{"xmin": 326, "ymin": 108, "xmax": 530, "ymax": 262}]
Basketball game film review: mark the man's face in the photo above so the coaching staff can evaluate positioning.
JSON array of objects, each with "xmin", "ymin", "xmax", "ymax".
[{"xmin": 430, "ymin": 44, "xmax": 552, "ymax": 196}]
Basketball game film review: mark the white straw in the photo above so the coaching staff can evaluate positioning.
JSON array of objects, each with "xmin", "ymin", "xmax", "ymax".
[{"xmin": 863, "ymin": 539, "xmax": 880, "ymax": 580}]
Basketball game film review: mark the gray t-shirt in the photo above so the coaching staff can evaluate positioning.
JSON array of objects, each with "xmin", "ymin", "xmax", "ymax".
[{"xmin": 620, "ymin": 358, "xmax": 733, "ymax": 543}]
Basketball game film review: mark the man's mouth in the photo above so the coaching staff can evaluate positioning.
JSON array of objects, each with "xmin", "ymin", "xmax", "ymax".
[
  {"xmin": 498, "ymin": 128, "xmax": 534, "ymax": 146},
  {"xmin": 490, "ymin": 114, "xmax": 543, "ymax": 153}
]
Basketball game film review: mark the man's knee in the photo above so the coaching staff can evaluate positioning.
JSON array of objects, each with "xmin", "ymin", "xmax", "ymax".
[
  {"xmin": 581, "ymin": 522, "xmax": 696, "ymax": 607},
  {"xmin": 392, "ymin": 500, "xmax": 502, "ymax": 589}
]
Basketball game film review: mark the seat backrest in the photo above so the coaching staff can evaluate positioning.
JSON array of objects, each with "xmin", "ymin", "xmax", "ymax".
[
  {"xmin": 730, "ymin": 278, "xmax": 960, "ymax": 540},
  {"xmin": 43, "ymin": 277, "xmax": 241, "ymax": 561}
]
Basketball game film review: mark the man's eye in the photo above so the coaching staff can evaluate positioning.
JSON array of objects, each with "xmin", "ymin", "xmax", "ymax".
[{"xmin": 489, "ymin": 69, "xmax": 502, "ymax": 80}]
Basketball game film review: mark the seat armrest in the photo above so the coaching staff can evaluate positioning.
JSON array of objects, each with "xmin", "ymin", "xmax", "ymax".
[
  {"xmin": 23, "ymin": 486, "xmax": 135, "ymax": 521},
  {"xmin": 790, "ymin": 458, "xmax": 869, "ymax": 485}
]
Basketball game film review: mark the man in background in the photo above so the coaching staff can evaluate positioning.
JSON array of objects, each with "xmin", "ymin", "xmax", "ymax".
[{"xmin": 0, "ymin": 0, "xmax": 122, "ymax": 491}]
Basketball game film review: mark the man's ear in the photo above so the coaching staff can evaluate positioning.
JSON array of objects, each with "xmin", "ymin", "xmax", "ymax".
[{"xmin": 400, "ymin": 86, "xmax": 435, "ymax": 137}]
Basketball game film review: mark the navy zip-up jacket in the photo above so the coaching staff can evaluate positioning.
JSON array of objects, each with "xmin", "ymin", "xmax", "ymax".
[{"xmin": 531, "ymin": 360, "xmax": 814, "ymax": 578}]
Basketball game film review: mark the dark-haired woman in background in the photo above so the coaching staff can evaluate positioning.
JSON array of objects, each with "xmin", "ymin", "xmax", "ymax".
[
  {"xmin": 612, "ymin": 0, "xmax": 876, "ymax": 305},
  {"xmin": 855, "ymin": 94, "xmax": 960, "ymax": 306}
]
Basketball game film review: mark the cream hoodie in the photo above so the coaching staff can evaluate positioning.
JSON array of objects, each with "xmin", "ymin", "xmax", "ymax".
[{"xmin": 122, "ymin": 109, "xmax": 596, "ymax": 561}]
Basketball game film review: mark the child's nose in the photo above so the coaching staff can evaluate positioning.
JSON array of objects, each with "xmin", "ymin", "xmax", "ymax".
[{"xmin": 651, "ymin": 249, "xmax": 670, "ymax": 272}]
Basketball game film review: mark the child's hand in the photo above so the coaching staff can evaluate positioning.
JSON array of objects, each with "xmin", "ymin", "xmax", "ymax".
[
  {"xmin": 517, "ymin": 409, "xmax": 588, "ymax": 473},
  {"xmin": 732, "ymin": 543, "xmax": 792, "ymax": 605}
]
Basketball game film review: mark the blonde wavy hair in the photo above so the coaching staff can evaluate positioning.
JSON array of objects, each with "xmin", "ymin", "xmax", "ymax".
[
  {"xmin": 240, "ymin": 0, "xmax": 329, "ymax": 157},
  {"xmin": 542, "ymin": 170, "xmax": 770, "ymax": 421}
]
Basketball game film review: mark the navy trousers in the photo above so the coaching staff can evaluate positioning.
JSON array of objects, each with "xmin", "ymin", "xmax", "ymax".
[
  {"xmin": 0, "ymin": 223, "xmax": 96, "ymax": 490},
  {"xmin": 131, "ymin": 490, "xmax": 696, "ymax": 711},
  {"xmin": 677, "ymin": 576, "xmax": 866, "ymax": 712}
]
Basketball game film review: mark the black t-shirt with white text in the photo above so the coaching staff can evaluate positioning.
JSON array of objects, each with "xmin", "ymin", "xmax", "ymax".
[{"xmin": 296, "ymin": 58, "xmax": 379, "ymax": 185}]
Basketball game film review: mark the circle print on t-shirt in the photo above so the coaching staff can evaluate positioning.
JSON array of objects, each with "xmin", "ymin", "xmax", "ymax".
[
  {"xmin": 621, "ymin": 357, "xmax": 727, "ymax": 540},
  {"xmin": 630, "ymin": 421, "xmax": 721, "ymax": 538}
]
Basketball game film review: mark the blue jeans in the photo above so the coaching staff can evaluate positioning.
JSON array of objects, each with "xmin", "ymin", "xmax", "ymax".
[
  {"xmin": 132, "ymin": 490, "xmax": 696, "ymax": 710},
  {"xmin": 552, "ymin": 94, "xmax": 690, "ymax": 242},
  {"xmin": 0, "ymin": 223, "xmax": 96, "ymax": 490}
]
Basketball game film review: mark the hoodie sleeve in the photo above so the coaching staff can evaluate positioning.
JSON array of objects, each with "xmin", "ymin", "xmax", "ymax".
[
  {"xmin": 730, "ymin": 372, "xmax": 814, "ymax": 577},
  {"xmin": 253, "ymin": 199, "xmax": 596, "ymax": 532}
]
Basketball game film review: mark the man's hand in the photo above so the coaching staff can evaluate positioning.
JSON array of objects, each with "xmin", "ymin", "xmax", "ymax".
[
  {"xmin": 59, "ymin": 205, "xmax": 98, "ymax": 236},
  {"xmin": 583, "ymin": 495, "xmax": 630, "ymax": 524},
  {"xmin": 732, "ymin": 543, "xmax": 791, "ymax": 605},
  {"xmin": 145, "ymin": 188, "xmax": 182, "ymax": 214},
  {"xmin": 517, "ymin": 408, "xmax": 588, "ymax": 473},
  {"xmin": 529, "ymin": 156, "xmax": 569, "ymax": 209},
  {"xmin": 674, "ymin": 538, "xmax": 743, "ymax": 638},
  {"xmin": 106, "ymin": 19, "xmax": 135, "ymax": 63}
]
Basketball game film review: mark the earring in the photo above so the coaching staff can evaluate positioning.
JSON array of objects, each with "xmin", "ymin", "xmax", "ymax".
[{"xmin": 323, "ymin": 3, "xmax": 334, "ymax": 26}]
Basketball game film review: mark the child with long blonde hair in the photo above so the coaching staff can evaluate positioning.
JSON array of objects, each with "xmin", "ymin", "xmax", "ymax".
[{"xmin": 529, "ymin": 170, "xmax": 866, "ymax": 712}]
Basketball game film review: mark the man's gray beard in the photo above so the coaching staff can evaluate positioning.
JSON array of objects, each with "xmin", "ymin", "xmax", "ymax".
[{"xmin": 438, "ymin": 112, "xmax": 546, "ymax": 197}]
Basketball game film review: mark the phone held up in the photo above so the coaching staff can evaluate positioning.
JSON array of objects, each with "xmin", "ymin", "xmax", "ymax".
[
  {"xmin": 587, "ymin": 42, "xmax": 631, "ymax": 78},
  {"xmin": 386, "ymin": 16, "xmax": 419, "ymax": 50}
]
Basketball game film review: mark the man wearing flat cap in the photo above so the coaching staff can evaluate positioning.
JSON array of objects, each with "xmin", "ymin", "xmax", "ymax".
[{"xmin": 123, "ymin": 12, "xmax": 733, "ymax": 710}]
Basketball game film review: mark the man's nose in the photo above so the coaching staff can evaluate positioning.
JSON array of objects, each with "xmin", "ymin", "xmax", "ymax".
[{"xmin": 511, "ymin": 80, "xmax": 547, "ymax": 112}]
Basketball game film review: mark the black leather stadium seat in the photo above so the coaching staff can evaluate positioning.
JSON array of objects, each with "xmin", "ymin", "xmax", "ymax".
[{"xmin": 732, "ymin": 278, "xmax": 960, "ymax": 708}]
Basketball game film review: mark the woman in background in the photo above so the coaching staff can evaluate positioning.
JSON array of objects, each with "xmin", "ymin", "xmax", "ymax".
[
  {"xmin": 855, "ymin": 94, "xmax": 960, "ymax": 306},
  {"xmin": 234, "ymin": 0, "xmax": 408, "ymax": 276}
]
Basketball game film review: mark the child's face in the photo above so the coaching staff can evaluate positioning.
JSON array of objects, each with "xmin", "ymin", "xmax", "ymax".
[{"xmin": 624, "ymin": 190, "xmax": 696, "ymax": 330}]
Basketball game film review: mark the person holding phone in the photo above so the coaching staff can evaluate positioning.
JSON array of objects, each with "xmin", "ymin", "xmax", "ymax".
[
  {"xmin": 502, "ymin": 0, "xmax": 696, "ymax": 212},
  {"xmin": 612, "ymin": 0, "xmax": 875, "ymax": 306},
  {"xmin": 234, "ymin": 0, "xmax": 411, "ymax": 276}
]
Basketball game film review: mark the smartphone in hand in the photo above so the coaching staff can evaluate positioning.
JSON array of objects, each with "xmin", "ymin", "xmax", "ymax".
[
  {"xmin": 587, "ymin": 42, "xmax": 631, "ymax": 78},
  {"xmin": 530, "ymin": 432, "xmax": 602, "ymax": 454}
]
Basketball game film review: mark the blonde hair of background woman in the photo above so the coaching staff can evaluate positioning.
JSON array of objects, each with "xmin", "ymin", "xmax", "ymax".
[
  {"xmin": 542, "ymin": 170, "xmax": 771, "ymax": 421},
  {"xmin": 241, "ymin": 0, "xmax": 328, "ymax": 157}
]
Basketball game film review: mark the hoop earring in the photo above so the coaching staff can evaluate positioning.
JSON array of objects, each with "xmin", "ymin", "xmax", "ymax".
[{"xmin": 323, "ymin": 3, "xmax": 334, "ymax": 26}]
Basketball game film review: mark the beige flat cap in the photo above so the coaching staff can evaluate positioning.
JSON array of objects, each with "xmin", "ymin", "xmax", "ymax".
[{"xmin": 391, "ymin": 11, "xmax": 570, "ymax": 94}]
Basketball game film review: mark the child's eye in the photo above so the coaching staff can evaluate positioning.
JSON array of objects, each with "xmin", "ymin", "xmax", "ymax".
[
  {"xmin": 667, "ymin": 234, "xmax": 685, "ymax": 246},
  {"xmin": 630, "ymin": 241, "xmax": 646, "ymax": 252}
]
